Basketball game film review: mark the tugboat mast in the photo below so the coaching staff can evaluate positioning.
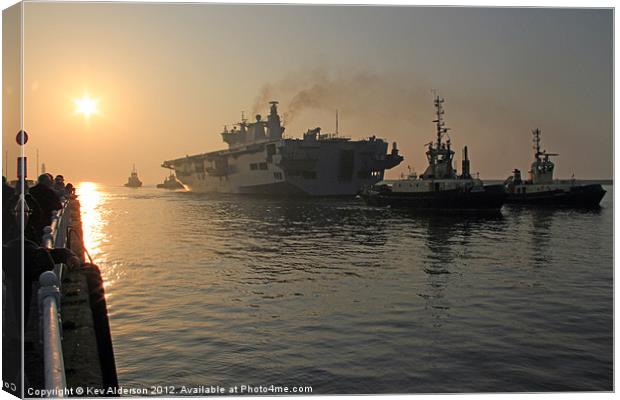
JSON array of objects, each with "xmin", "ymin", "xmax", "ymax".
[
  {"xmin": 532, "ymin": 128, "xmax": 542, "ymax": 161},
  {"xmin": 432, "ymin": 95, "xmax": 450, "ymax": 148},
  {"xmin": 421, "ymin": 92, "xmax": 457, "ymax": 180},
  {"xmin": 433, "ymin": 96, "xmax": 445, "ymax": 148}
]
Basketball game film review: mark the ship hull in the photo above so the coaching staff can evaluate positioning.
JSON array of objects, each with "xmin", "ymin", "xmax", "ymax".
[
  {"xmin": 163, "ymin": 138, "xmax": 402, "ymax": 197},
  {"xmin": 505, "ymin": 184, "xmax": 606, "ymax": 208},
  {"xmin": 179, "ymin": 177, "xmax": 372, "ymax": 197},
  {"xmin": 156, "ymin": 184, "xmax": 184, "ymax": 189},
  {"xmin": 362, "ymin": 184, "xmax": 506, "ymax": 210},
  {"xmin": 156, "ymin": 181, "xmax": 185, "ymax": 190}
]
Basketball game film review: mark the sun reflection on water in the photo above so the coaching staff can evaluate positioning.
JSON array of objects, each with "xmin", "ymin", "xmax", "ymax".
[
  {"xmin": 74, "ymin": 182, "xmax": 120, "ymax": 303},
  {"xmin": 76, "ymin": 181, "xmax": 105, "ymax": 260}
]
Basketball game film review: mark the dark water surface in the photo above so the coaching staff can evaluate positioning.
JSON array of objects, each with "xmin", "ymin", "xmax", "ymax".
[{"xmin": 76, "ymin": 183, "xmax": 613, "ymax": 393}]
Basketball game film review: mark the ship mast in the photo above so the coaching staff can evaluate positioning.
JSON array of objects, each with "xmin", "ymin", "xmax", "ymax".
[
  {"xmin": 529, "ymin": 128, "xmax": 559, "ymax": 184},
  {"xmin": 421, "ymin": 91, "xmax": 456, "ymax": 180},
  {"xmin": 432, "ymin": 92, "xmax": 449, "ymax": 148},
  {"xmin": 336, "ymin": 110, "xmax": 339, "ymax": 136},
  {"xmin": 532, "ymin": 128, "xmax": 542, "ymax": 161}
]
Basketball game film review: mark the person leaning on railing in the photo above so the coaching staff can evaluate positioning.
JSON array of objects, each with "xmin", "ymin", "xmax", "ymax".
[
  {"xmin": 53, "ymin": 175, "xmax": 67, "ymax": 198},
  {"xmin": 28, "ymin": 174, "xmax": 63, "ymax": 237},
  {"xmin": 64, "ymin": 183, "xmax": 76, "ymax": 199}
]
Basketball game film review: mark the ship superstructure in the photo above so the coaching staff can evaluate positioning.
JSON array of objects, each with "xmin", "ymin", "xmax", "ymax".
[
  {"xmin": 162, "ymin": 101, "xmax": 403, "ymax": 196},
  {"xmin": 124, "ymin": 164, "xmax": 142, "ymax": 188},
  {"xmin": 504, "ymin": 129, "xmax": 606, "ymax": 207},
  {"xmin": 157, "ymin": 172, "xmax": 185, "ymax": 190},
  {"xmin": 361, "ymin": 95, "xmax": 505, "ymax": 209}
]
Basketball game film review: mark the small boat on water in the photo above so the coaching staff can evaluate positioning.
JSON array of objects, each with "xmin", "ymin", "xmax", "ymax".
[
  {"xmin": 124, "ymin": 164, "xmax": 143, "ymax": 188},
  {"xmin": 156, "ymin": 173, "xmax": 185, "ymax": 190},
  {"xmin": 503, "ymin": 129, "xmax": 606, "ymax": 207},
  {"xmin": 361, "ymin": 95, "xmax": 506, "ymax": 210}
]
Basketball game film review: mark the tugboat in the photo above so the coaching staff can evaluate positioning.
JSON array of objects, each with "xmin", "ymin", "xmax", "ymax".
[
  {"xmin": 504, "ymin": 129, "xmax": 606, "ymax": 207},
  {"xmin": 124, "ymin": 164, "xmax": 143, "ymax": 188},
  {"xmin": 361, "ymin": 95, "xmax": 506, "ymax": 210},
  {"xmin": 156, "ymin": 173, "xmax": 185, "ymax": 190}
]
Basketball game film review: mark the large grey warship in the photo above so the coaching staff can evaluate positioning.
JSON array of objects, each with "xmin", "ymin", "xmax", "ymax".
[{"xmin": 162, "ymin": 102, "xmax": 403, "ymax": 196}]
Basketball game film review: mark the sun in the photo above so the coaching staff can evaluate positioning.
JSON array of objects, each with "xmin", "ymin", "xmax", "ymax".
[{"xmin": 74, "ymin": 95, "xmax": 99, "ymax": 117}]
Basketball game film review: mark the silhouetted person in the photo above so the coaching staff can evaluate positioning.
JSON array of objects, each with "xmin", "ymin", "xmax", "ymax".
[
  {"xmin": 6, "ymin": 194, "xmax": 37, "ymax": 244},
  {"xmin": 3, "ymin": 178, "xmax": 44, "ymax": 244},
  {"xmin": 3, "ymin": 175, "xmax": 13, "ymax": 197},
  {"xmin": 65, "ymin": 183, "xmax": 76, "ymax": 199},
  {"xmin": 53, "ymin": 175, "xmax": 66, "ymax": 197},
  {"xmin": 28, "ymin": 174, "xmax": 62, "ymax": 232},
  {"xmin": 3, "ymin": 176, "xmax": 17, "ymax": 243}
]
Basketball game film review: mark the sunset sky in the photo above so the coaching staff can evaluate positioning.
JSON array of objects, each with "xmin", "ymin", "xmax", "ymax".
[{"xmin": 3, "ymin": 3, "xmax": 613, "ymax": 184}]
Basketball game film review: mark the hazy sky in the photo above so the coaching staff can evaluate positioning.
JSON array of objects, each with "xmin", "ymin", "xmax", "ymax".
[{"xmin": 2, "ymin": 3, "xmax": 613, "ymax": 184}]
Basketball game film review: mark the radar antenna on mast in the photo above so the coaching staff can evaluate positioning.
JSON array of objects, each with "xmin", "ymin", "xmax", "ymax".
[{"xmin": 532, "ymin": 128, "xmax": 558, "ymax": 159}]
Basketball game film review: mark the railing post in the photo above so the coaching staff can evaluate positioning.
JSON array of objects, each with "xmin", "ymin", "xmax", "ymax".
[
  {"xmin": 50, "ymin": 212, "xmax": 60, "ymax": 239},
  {"xmin": 54, "ymin": 201, "xmax": 70, "ymax": 250},
  {"xmin": 37, "ymin": 200, "xmax": 72, "ymax": 396},
  {"xmin": 38, "ymin": 271, "xmax": 66, "ymax": 396},
  {"xmin": 42, "ymin": 226, "xmax": 53, "ymax": 249},
  {"xmin": 39, "ymin": 271, "xmax": 62, "ymax": 334}
]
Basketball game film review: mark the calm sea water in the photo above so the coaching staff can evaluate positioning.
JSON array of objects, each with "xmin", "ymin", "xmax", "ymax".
[{"xmin": 76, "ymin": 183, "xmax": 613, "ymax": 393}]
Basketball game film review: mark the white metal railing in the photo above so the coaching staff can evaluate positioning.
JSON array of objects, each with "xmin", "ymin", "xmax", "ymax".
[
  {"xmin": 38, "ymin": 198, "xmax": 70, "ymax": 396},
  {"xmin": 38, "ymin": 271, "xmax": 66, "ymax": 394}
]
